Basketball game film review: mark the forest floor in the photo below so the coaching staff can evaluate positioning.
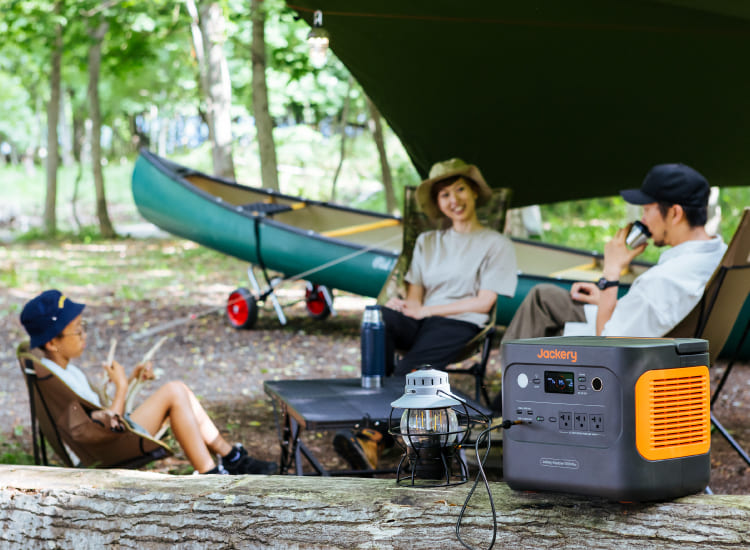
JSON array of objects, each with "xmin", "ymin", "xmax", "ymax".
[{"xmin": 1, "ymin": 238, "xmax": 748, "ymax": 495}]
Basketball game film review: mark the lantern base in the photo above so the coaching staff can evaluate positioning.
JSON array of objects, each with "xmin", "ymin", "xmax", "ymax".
[{"xmin": 395, "ymin": 446, "xmax": 468, "ymax": 487}]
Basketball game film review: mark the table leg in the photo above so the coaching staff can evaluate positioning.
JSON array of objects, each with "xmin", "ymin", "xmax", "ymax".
[{"xmin": 289, "ymin": 417, "xmax": 331, "ymax": 476}]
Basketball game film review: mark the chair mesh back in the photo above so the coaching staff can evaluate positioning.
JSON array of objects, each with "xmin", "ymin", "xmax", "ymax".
[{"xmin": 668, "ymin": 208, "xmax": 750, "ymax": 364}]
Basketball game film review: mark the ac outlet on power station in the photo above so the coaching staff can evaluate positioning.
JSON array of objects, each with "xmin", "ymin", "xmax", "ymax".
[
  {"xmin": 559, "ymin": 412, "xmax": 572, "ymax": 430},
  {"xmin": 590, "ymin": 414, "xmax": 604, "ymax": 432},
  {"xmin": 574, "ymin": 412, "xmax": 588, "ymax": 431}
]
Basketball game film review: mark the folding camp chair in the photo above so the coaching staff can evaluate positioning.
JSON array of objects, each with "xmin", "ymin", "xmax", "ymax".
[
  {"xmin": 17, "ymin": 342, "xmax": 172, "ymax": 469},
  {"xmin": 376, "ymin": 185, "xmax": 512, "ymax": 405},
  {"xmin": 667, "ymin": 207, "xmax": 750, "ymax": 466}
]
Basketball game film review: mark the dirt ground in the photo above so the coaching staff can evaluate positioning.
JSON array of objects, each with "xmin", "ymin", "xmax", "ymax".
[{"xmin": 1, "ymin": 247, "xmax": 749, "ymax": 495}]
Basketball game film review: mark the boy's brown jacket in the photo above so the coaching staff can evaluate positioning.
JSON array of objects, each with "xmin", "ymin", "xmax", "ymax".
[{"xmin": 17, "ymin": 342, "xmax": 171, "ymax": 468}]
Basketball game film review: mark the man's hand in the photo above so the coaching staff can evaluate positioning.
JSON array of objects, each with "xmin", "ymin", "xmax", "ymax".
[
  {"xmin": 570, "ymin": 282, "xmax": 600, "ymax": 305},
  {"xmin": 602, "ymin": 225, "xmax": 647, "ymax": 279}
]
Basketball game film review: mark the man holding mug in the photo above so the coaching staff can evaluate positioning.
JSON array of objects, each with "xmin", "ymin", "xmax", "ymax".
[{"xmin": 502, "ymin": 163, "xmax": 727, "ymax": 340}]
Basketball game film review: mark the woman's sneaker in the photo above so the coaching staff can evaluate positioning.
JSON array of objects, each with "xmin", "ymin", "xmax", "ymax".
[{"xmin": 221, "ymin": 443, "xmax": 278, "ymax": 475}]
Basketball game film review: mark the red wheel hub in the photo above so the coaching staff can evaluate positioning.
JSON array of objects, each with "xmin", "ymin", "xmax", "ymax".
[{"xmin": 227, "ymin": 291, "xmax": 249, "ymax": 325}]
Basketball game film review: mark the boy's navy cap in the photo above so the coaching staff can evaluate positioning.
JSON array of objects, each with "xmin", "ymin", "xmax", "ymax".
[
  {"xmin": 620, "ymin": 163, "xmax": 710, "ymax": 208},
  {"xmin": 20, "ymin": 290, "xmax": 85, "ymax": 349}
]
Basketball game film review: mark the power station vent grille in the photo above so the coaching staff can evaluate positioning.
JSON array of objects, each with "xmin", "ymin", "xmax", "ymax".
[{"xmin": 635, "ymin": 366, "xmax": 710, "ymax": 461}]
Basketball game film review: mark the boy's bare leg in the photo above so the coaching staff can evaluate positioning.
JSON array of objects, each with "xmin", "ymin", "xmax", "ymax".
[
  {"xmin": 186, "ymin": 387, "xmax": 232, "ymax": 456},
  {"xmin": 130, "ymin": 381, "xmax": 218, "ymax": 473}
]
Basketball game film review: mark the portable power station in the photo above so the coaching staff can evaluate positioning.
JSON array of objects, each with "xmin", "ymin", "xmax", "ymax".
[{"xmin": 502, "ymin": 336, "xmax": 711, "ymax": 501}]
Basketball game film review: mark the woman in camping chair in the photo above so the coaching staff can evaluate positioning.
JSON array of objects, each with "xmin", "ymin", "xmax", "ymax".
[
  {"xmin": 20, "ymin": 289, "xmax": 276, "ymax": 475},
  {"xmin": 383, "ymin": 158, "xmax": 518, "ymax": 376},
  {"xmin": 333, "ymin": 159, "xmax": 518, "ymax": 471}
]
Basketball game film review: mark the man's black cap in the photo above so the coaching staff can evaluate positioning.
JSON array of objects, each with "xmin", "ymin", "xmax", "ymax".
[{"xmin": 620, "ymin": 163, "xmax": 710, "ymax": 208}]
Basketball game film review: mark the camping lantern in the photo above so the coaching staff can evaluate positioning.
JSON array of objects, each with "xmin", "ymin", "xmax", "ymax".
[
  {"xmin": 390, "ymin": 369, "xmax": 488, "ymax": 487},
  {"xmin": 307, "ymin": 11, "xmax": 330, "ymax": 68}
]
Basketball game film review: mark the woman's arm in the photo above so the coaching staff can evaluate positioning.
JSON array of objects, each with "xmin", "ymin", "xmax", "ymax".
[{"xmin": 401, "ymin": 288, "xmax": 496, "ymax": 320}]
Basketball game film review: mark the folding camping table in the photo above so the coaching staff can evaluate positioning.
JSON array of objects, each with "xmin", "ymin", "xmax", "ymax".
[{"xmin": 264, "ymin": 377, "xmax": 492, "ymax": 476}]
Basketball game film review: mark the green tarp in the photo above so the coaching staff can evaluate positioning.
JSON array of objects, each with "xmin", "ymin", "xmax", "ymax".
[{"xmin": 288, "ymin": 1, "xmax": 750, "ymax": 206}]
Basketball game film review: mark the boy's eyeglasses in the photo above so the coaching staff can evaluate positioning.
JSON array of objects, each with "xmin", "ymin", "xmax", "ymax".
[{"xmin": 60, "ymin": 321, "xmax": 87, "ymax": 338}]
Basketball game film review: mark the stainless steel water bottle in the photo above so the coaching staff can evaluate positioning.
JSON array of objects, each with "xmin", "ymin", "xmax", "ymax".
[{"xmin": 361, "ymin": 305, "xmax": 386, "ymax": 388}]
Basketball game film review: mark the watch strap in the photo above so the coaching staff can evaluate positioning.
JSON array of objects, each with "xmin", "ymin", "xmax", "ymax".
[{"xmin": 597, "ymin": 277, "xmax": 619, "ymax": 290}]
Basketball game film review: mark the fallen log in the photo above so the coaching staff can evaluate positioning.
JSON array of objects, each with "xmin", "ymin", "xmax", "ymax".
[{"xmin": 1, "ymin": 465, "xmax": 749, "ymax": 549}]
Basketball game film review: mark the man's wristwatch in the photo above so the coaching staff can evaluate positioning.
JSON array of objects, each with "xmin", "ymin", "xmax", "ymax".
[{"xmin": 596, "ymin": 277, "xmax": 619, "ymax": 290}]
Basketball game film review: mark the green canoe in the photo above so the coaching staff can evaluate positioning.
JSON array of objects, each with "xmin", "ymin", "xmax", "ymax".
[
  {"xmin": 132, "ymin": 150, "xmax": 402, "ymax": 300},
  {"xmin": 131, "ymin": 150, "xmax": 749, "ymax": 358}
]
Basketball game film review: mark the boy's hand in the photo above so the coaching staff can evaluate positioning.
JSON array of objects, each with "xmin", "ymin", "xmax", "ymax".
[
  {"xmin": 91, "ymin": 409, "xmax": 125, "ymax": 432},
  {"xmin": 103, "ymin": 359, "xmax": 128, "ymax": 388},
  {"xmin": 132, "ymin": 361, "xmax": 155, "ymax": 382}
]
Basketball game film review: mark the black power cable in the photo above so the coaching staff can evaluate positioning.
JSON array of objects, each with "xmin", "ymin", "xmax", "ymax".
[{"xmin": 455, "ymin": 419, "xmax": 526, "ymax": 550}]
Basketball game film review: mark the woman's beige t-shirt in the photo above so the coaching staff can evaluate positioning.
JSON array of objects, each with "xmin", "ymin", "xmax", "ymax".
[{"xmin": 406, "ymin": 227, "xmax": 518, "ymax": 326}]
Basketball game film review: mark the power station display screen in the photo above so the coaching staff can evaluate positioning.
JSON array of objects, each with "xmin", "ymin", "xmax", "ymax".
[{"xmin": 544, "ymin": 371, "xmax": 575, "ymax": 394}]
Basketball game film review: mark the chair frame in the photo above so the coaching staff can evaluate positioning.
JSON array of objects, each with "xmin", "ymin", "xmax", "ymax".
[
  {"xmin": 17, "ymin": 342, "xmax": 172, "ymax": 469},
  {"xmin": 444, "ymin": 304, "xmax": 497, "ymax": 405},
  {"xmin": 667, "ymin": 208, "xmax": 750, "ymax": 467},
  {"xmin": 377, "ymin": 185, "xmax": 511, "ymax": 405}
]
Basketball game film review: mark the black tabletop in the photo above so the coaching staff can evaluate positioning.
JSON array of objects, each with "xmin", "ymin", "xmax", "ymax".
[{"xmin": 264, "ymin": 377, "xmax": 491, "ymax": 431}]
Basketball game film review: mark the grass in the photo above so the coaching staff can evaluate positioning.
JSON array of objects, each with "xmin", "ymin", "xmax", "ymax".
[
  {"xmin": 0, "ymin": 432, "xmax": 34, "ymax": 466},
  {"xmin": 0, "ymin": 239, "xmax": 248, "ymax": 302}
]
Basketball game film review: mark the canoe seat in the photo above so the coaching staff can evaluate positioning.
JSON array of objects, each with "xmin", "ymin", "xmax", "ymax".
[
  {"xmin": 239, "ymin": 202, "xmax": 293, "ymax": 216},
  {"xmin": 377, "ymin": 185, "xmax": 512, "ymax": 406}
]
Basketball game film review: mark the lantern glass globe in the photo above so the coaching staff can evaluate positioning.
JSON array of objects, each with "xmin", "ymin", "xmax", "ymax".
[{"xmin": 399, "ymin": 407, "xmax": 459, "ymax": 448}]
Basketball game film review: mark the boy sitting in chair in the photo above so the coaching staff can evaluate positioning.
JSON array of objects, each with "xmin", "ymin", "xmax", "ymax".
[{"xmin": 21, "ymin": 289, "xmax": 276, "ymax": 475}]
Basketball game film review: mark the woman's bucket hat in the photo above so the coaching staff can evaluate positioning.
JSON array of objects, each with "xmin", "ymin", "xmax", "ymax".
[{"xmin": 416, "ymin": 158, "xmax": 492, "ymax": 220}]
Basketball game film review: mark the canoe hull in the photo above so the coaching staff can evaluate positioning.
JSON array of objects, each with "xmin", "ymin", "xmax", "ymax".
[{"xmin": 132, "ymin": 152, "xmax": 399, "ymax": 298}]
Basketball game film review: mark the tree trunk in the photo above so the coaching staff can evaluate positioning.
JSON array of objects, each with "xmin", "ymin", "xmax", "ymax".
[
  {"xmin": 251, "ymin": 0, "xmax": 279, "ymax": 191},
  {"xmin": 1, "ymin": 466, "xmax": 749, "ymax": 549},
  {"xmin": 200, "ymin": 2, "xmax": 236, "ymax": 180},
  {"xmin": 44, "ymin": 1, "xmax": 64, "ymax": 236},
  {"xmin": 70, "ymin": 89, "xmax": 84, "ymax": 162},
  {"xmin": 59, "ymin": 86, "xmax": 73, "ymax": 167},
  {"xmin": 330, "ymin": 75, "xmax": 353, "ymax": 202},
  {"xmin": 187, "ymin": 0, "xmax": 236, "ymax": 180},
  {"xmin": 366, "ymin": 95, "xmax": 396, "ymax": 214},
  {"xmin": 87, "ymin": 19, "xmax": 116, "ymax": 238}
]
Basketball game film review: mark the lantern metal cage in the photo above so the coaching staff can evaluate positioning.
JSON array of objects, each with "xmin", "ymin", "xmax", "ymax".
[{"xmin": 389, "ymin": 369, "xmax": 491, "ymax": 488}]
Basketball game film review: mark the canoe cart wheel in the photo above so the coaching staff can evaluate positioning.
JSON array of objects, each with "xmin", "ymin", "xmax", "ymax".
[
  {"xmin": 227, "ymin": 287, "xmax": 258, "ymax": 329},
  {"xmin": 305, "ymin": 284, "xmax": 331, "ymax": 320}
]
